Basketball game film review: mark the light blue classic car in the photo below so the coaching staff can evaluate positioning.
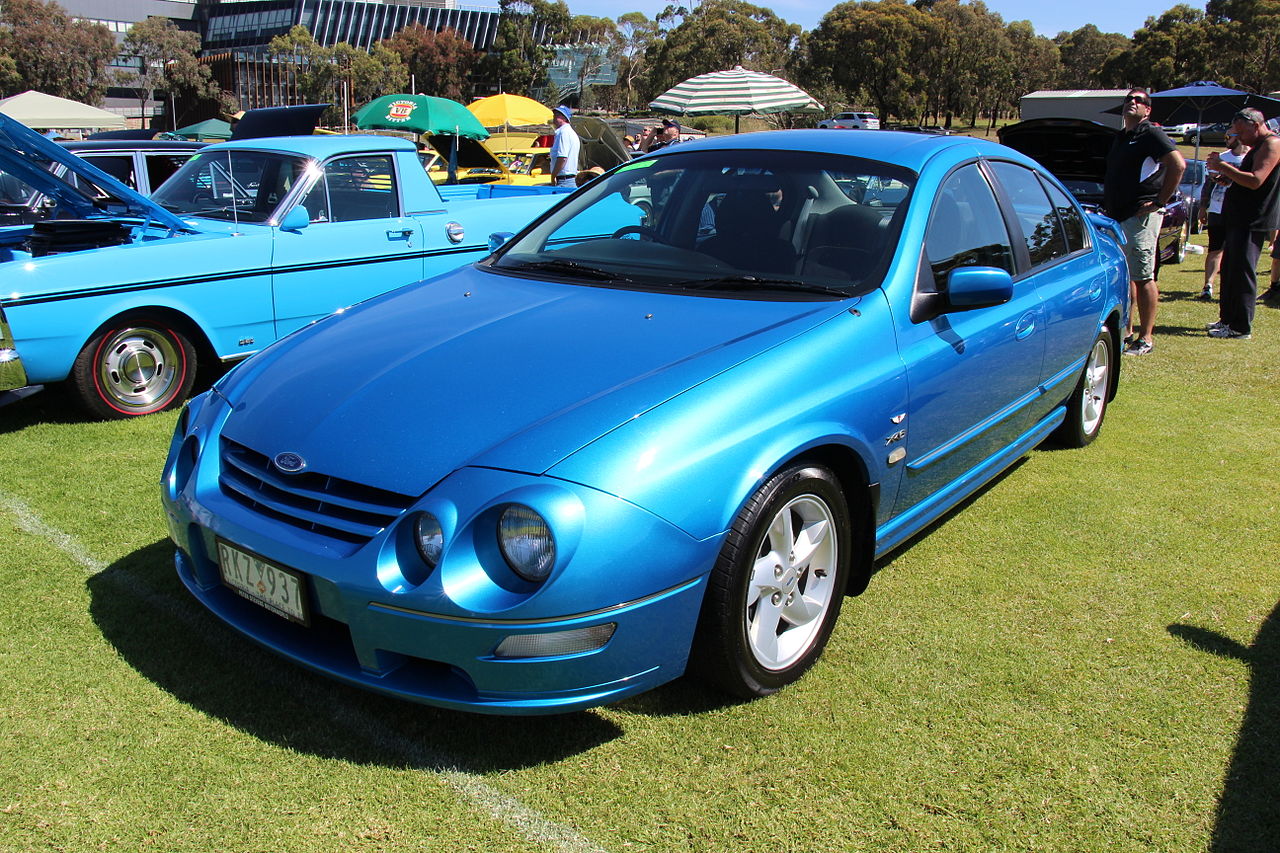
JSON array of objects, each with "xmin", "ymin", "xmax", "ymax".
[
  {"xmin": 162, "ymin": 130, "xmax": 1128, "ymax": 714},
  {"xmin": 0, "ymin": 114, "xmax": 567, "ymax": 417}
]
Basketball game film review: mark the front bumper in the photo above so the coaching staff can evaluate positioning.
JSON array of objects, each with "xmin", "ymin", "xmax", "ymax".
[
  {"xmin": 0, "ymin": 307, "xmax": 38, "ymax": 401},
  {"xmin": 161, "ymin": 397, "xmax": 718, "ymax": 714}
]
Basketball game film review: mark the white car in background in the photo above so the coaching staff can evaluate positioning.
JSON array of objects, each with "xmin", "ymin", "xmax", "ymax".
[{"xmin": 817, "ymin": 112, "xmax": 881, "ymax": 130}]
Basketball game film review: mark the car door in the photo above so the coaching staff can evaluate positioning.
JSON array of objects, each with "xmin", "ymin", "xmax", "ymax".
[
  {"xmin": 269, "ymin": 153, "xmax": 426, "ymax": 337},
  {"xmin": 891, "ymin": 161, "xmax": 1045, "ymax": 517},
  {"xmin": 985, "ymin": 160, "xmax": 1105, "ymax": 425}
]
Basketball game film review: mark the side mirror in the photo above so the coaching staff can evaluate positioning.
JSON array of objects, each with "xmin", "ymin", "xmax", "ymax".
[
  {"xmin": 488, "ymin": 231, "xmax": 514, "ymax": 252},
  {"xmin": 947, "ymin": 266, "xmax": 1013, "ymax": 310},
  {"xmin": 278, "ymin": 206, "xmax": 310, "ymax": 232}
]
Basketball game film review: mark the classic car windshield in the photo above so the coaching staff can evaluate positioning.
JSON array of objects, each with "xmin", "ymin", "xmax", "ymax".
[
  {"xmin": 490, "ymin": 148, "xmax": 914, "ymax": 298},
  {"xmin": 152, "ymin": 150, "xmax": 311, "ymax": 223}
]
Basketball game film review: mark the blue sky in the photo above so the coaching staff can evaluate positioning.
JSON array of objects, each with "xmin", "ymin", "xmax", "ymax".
[{"xmin": 570, "ymin": 0, "xmax": 1162, "ymax": 37}]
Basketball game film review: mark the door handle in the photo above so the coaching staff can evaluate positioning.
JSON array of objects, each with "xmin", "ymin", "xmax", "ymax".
[
  {"xmin": 1015, "ymin": 312, "xmax": 1037, "ymax": 340},
  {"xmin": 386, "ymin": 228, "xmax": 413, "ymax": 240}
]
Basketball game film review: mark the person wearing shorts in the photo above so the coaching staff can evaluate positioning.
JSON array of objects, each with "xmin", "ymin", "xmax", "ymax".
[
  {"xmin": 1103, "ymin": 88, "xmax": 1186, "ymax": 356},
  {"xmin": 1199, "ymin": 129, "xmax": 1248, "ymax": 299}
]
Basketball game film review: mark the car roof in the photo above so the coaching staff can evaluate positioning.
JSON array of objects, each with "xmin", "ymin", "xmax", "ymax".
[
  {"xmin": 61, "ymin": 140, "xmax": 206, "ymax": 153},
  {"xmin": 203, "ymin": 133, "xmax": 417, "ymax": 159},
  {"xmin": 647, "ymin": 128, "xmax": 996, "ymax": 174}
]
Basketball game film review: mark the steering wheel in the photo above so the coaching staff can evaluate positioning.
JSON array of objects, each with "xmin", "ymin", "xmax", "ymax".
[{"xmin": 612, "ymin": 224, "xmax": 665, "ymax": 242}]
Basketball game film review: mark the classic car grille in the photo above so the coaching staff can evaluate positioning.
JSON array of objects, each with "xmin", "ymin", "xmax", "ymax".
[{"xmin": 219, "ymin": 438, "xmax": 415, "ymax": 546}]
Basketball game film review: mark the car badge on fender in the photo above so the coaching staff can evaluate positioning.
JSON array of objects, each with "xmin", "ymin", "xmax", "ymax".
[{"xmin": 273, "ymin": 452, "xmax": 307, "ymax": 474}]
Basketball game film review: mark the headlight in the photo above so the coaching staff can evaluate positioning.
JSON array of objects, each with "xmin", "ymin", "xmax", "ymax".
[
  {"xmin": 497, "ymin": 504, "xmax": 555, "ymax": 582},
  {"xmin": 414, "ymin": 512, "xmax": 444, "ymax": 569}
]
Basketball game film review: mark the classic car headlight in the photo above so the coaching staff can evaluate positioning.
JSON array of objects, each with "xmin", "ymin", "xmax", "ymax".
[
  {"xmin": 414, "ymin": 512, "xmax": 444, "ymax": 569},
  {"xmin": 497, "ymin": 504, "xmax": 555, "ymax": 582}
]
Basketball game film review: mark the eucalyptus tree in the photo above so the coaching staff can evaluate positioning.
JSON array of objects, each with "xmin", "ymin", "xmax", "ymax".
[
  {"xmin": 119, "ymin": 16, "xmax": 224, "ymax": 128},
  {"xmin": 383, "ymin": 25, "xmax": 478, "ymax": 101},
  {"xmin": 0, "ymin": 0, "xmax": 116, "ymax": 102},
  {"xmin": 1055, "ymin": 24, "xmax": 1131, "ymax": 89}
]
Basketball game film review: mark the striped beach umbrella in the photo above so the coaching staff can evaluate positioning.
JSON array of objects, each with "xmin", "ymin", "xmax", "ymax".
[{"xmin": 649, "ymin": 65, "xmax": 823, "ymax": 133}]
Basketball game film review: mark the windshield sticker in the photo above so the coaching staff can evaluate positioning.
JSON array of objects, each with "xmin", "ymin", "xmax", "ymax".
[{"xmin": 616, "ymin": 159, "xmax": 658, "ymax": 173}]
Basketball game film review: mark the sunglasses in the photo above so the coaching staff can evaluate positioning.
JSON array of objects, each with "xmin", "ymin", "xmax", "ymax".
[{"xmin": 1123, "ymin": 95, "xmax": 1151, "ymax": 105}]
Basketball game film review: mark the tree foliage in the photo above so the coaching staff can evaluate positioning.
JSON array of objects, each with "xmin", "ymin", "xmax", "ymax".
[
  {"xmin": 1055, "ymin": 24, "xmax": 1130, "ymax": 88},
  {"xmin": 1100, "ymin": 5, "xmax": 1213, "ymax": 91},
  {"xmin": 484, "ymin": 0, "xmax": 571, "ymax": 96},
  {"xmin": 118, "ymin": 17, "xmax": 224, "ymax": 128},
  {"xmin": 268, "ymin": 26, "xmax": 406, "ymax": 126},
  {"xmin": 382, "ymin": 25, "xmax": 478, "ymax": 101},
  {"xmin": 0, "ymin": 0, "xmax": 116, "ymax": 102},
  {"xmin": 644, "ymin": 0, "xmax": 801, "ymax": 98}
]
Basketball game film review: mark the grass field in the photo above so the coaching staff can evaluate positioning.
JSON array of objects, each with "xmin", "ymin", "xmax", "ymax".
[{"xmin": 1, "ymin": 239, "xmax": 1277, "ymax": 852}]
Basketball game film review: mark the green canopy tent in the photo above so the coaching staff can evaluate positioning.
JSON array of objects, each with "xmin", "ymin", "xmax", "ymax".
[
  {"xmin": 649, "ymin": 65, "xmax": 823, "ymax": 134},
  {"xmin": 175, "ymin": 118, "xmax": 233, "ymax": 141},
  {"xmin": 354, "ymin": 95, "xmax": 488, "ymax": 184}
]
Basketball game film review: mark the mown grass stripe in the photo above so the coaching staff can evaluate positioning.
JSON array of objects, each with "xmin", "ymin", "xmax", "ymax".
[{"xmin": 0, "ymin": 489, "xmax": 609, "ymax": 853}]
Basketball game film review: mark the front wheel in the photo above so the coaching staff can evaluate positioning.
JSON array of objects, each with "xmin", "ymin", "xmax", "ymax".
[
  {"xmin": 72, "ymin": 317, "xmax": 196, "ymax": 419},
  {"xmin": 1052, "ymin": 329, "xmax": 1113, "ymax": 448},
  {"xmin": 690, "ymin": 463, "xmax": 851, "ymax": 699}
]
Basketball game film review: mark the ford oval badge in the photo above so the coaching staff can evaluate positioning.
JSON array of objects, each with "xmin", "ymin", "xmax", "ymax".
[{"xmin": 273, "ymin": 452, "xmax": 307, "ymax": 474}]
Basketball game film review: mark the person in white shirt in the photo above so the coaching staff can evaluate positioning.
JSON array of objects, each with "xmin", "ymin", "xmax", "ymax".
[
  {"xmin": 549, "ymin": 105, "xmax": 580, "ymax": 187},
  {"xmin": 1199, "ymin": 129, "xmax": 1249, "ymax": 299}
]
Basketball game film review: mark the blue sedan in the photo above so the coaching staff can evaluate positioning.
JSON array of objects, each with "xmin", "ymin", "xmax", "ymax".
[{"xmin": 161, "ymin": 130, "xmax": 1128, "ymax": 714}]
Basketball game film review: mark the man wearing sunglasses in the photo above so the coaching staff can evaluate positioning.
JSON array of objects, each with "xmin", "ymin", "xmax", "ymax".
[{"xmin": 1104, "ymin": 88, "xmax": 1186, "ymax": 356}]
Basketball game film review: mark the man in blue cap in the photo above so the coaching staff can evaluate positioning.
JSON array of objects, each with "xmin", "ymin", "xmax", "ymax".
[{"xmin": 550, "ymin": 105, "xmax": 580, "ymax": 187}]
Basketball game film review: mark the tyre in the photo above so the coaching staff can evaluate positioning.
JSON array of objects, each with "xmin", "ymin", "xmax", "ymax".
[
  {"xmin": 1052, "ymin": 329, "xmax": 1113, "ymax": 448},
  {"xmin": 690, "ymin": 463, "xmax": 851, "ymax": 699},
  {"xmin": 72, "ymin": 316, "xmax": 196, "ymax": 419}
]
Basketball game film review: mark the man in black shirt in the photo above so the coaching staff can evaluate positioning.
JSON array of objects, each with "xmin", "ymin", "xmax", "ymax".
[
  {"xmin": 1104, "ymin": 88, "xmax": 1185, "ymax": 356},
  {"xmin": 1206, "ymin": 107, "xmax": 1280, "ymax": 339}
]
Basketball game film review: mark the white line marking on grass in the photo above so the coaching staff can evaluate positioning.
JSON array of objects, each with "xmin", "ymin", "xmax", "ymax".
[{"xmin": 0, "ymin": 490, "xmax": 610, "ymax": 853}]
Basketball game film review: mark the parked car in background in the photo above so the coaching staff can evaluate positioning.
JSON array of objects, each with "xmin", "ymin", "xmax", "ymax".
[
  {"xmin": 999, "ymin": 118, "xmax": 1191, "ymax": 269},
  {"xmin": 817, "ymin": 111, "xmax": 880, "ymax": 129},
  {"xmin": 1181, "ymin": 158, "xmax": 1206, "ymax": 232},
  {"xmin": 1187, "ymin": 122, "xmax": 1230, "ymax": 146},
  {"xmin": 162, "ymin": 129, "xmax": 1127, "ymax": 715},
  {"xmin": 0, "ymin": 139, "xmax": 204, "ymax": 226},
  {"xmin": 0, "ymin": 115, "xmax": 569, "ymax": 417}
]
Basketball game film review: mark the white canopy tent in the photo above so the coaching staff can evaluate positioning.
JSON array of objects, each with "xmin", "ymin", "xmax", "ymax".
[{"xmin": 0, "ymin": 90, "xmax": 126, "ymax": 130}]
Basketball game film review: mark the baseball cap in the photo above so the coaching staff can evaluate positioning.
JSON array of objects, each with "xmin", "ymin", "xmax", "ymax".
[
  {"xmin": 553, "ymin": 105, "xmax": 573, "ymax": 120},
  {"xmin": 661, "ymin": 118, "xmax": 679, "ymax": 129}
]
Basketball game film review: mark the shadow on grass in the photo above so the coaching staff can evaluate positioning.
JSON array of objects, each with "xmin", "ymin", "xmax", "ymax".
[
  {"xmin": 0, "ymin": 385, "xmax": 85, "ymax": 434},
  {"xmin": 1169, "ymin": 601, "xmax": 1280, "ymax": 852},
  {"xmin": 87, "ymin": 540, "xmax": 623, "ymax": 771}
]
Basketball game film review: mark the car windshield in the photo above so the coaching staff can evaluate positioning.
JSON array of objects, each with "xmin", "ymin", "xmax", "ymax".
[
  {"xmin": 489, "ymin": 148, "xmax": 914, "ymax": 299},
  {"xmin": 152, "ymin": 150, "xmax": 311, "ymax": 222}
]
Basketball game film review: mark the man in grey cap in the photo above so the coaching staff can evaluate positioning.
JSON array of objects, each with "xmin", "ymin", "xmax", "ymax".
[{"xmin": 549, "ymin": 105, "xmax": 580, "ymax": 187}]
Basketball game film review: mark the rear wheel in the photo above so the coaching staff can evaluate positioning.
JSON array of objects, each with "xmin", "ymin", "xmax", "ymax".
[
  {"xmin": 1052, "ymin": 329, "xmax": 1113, "ymax": 448},
  {"xmin": 72, "ymin": 317, "xmax": 196, "ymax": 419},
  {"xmin": 690, "ymin": 463, "xmax": 850, "ymax": 699}
]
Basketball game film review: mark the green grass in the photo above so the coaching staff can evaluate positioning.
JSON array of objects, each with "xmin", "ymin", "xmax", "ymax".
[{"xmin": 1, "ymin": 244, "xmax": 1277, "ymax": 852}]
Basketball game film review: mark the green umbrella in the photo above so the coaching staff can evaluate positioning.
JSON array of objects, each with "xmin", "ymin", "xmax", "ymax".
[
  {"xmin": 354, "ymin": 95, "xmax": 489, "ymax": 139},
  {"xmin": 174, "ymin": 118, "xmax": 232, "ymax": 141}
]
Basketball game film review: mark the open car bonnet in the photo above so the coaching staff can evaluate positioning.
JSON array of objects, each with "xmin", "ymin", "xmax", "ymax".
[
  {"xmin": 0, "ymin": 112, "xmax": 192, "ymax": 231},
  {"xmin": 997, "ymin": 118, "xmax": 1117, "ymax": 185}
]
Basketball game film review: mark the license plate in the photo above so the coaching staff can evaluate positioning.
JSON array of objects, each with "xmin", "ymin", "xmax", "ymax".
[{"xmin": 216, "ymin": 539, "xmax": 309, "ymax": 625}]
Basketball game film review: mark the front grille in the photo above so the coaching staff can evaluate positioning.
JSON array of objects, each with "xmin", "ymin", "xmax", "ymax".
[{"xmin": 219, "ymin": 438, "xmax": 415, "ymax": 547}]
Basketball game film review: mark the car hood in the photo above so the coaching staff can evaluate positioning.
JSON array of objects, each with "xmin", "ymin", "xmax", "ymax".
[
  {"xmin": 997, "ymin": 118, "xmax": 1117, "ymax": 184},
  {"xmin": 219, "ymin": 267, "xmax": 838, "ymax": 497},
  {"xmin": 0, "ymin": 112, "xmax": 191, "ymax": 231}
]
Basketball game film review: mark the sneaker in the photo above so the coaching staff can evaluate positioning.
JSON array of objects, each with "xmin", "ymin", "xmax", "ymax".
[
  {"xmin": 1124, "ymin": 338, "xmax": 1154, "ymax": 355},
  {"xmin": 1260, "ymin": 284, "xmax": 1280, "ymax": 303},
  {"xmin": 1206, "ymin": 319, "xmax": 1228, "ymax": 331},
  {"xmin": 1207, "ymin": 325, "xmax": 1252, "ymax": 339},
  {"xmin": 1197, "ymin": 286, "xmax": 1214, "ymax": 301}
]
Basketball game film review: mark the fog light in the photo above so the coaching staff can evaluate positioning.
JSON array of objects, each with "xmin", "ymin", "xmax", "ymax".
[{"xmin": 493, "ymin": 623, "xmax": 616, "ymax": 659}]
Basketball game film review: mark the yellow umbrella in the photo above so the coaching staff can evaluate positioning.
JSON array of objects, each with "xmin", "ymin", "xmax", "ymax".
[{"xmin": 467, "ymin": 94, "xmax": 553, "ymax": 128}]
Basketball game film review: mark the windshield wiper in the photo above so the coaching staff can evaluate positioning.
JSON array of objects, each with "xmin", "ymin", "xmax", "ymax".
[
  {"xmin": 676, "ymin": 275, "xmax": 850, "ymax": 297},
  {"xmin": 507, "ymin": 259, "xmax": 632, "ymax": 282}
]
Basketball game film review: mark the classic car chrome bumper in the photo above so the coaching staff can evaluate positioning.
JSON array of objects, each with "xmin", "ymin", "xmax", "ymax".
[{"xmin": 0, "ymin": 307, "xmax": 41, "ymax": 404}]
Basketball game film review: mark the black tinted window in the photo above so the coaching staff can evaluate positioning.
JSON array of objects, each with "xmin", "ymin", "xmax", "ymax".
[
  {"xmin": 989, "ymin": 161, "xmax": 1068, "ymax": 268},
  {"xmin": 924, "ymin": 164, "xmax": 1014, "ymax": 290},
  {"xmin": 1043, "ymin": 179, "xmax": 1088, "ymax": 254}
]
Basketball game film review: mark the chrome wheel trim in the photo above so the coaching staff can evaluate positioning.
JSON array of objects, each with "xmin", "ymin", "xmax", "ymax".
[
  {"xmin": 744, "ymin": 494, "xmax": 839, "ymax": 671},
  {"xmin": 1081, "ymin": 336, "xmax": 1110, "ymax": 436},
  {"xmin": 96, "ymin": 326, "xmax": 181, "ymax": 413}
]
